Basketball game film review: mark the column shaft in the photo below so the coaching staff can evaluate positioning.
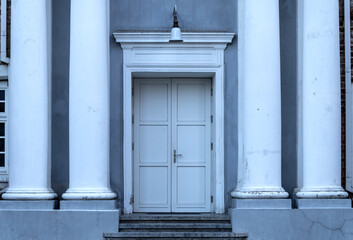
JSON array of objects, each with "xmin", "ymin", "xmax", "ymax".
[
  {"xmin": 296, "ymin": 0, "xmax": 347, "ymax": 199},
  {"xmin": 232, "ymin": 0, "xmax": 288, "ymax": 198},
  {"xmin": 2, "ymin": 0, "xmax": 56, "ymax": 200},
  {"xmin": 62, "ymin": 0, "xmax": 116, "ymax": 200}
]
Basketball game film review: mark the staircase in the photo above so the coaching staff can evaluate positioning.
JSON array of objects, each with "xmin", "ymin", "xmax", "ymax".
[{"xmin": 103, "ymin": 214, "xmax": 248, "ymax": 239}]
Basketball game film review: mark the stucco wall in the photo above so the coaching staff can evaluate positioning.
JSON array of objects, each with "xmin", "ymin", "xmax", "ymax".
[
  {"xmin": 0, "ymin": 210, "xmax": 120, "ymax": 240},
  {"xmin": 51, "ymin": 0, "xmax": 298, "ymax": 209},
  {"xmin": 231, "ymin": 208, "xmax": 353, "ymax": 240}
]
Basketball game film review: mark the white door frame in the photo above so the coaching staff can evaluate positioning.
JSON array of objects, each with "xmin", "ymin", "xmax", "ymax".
[{"xmin": 114, "ymin": 32, "xmax": 235, "ymax": 214}]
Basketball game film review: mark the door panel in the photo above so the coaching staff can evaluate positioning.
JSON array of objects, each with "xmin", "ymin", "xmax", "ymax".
[
  {"xmin": 172, "ymin": 79, "xmax": 211, "ymax": 212},
  {"xmin": 139, "ymin": 84, "xmax": 169, "ymax": 122},
  {"xmin": 176, "ymin": 84, "xmax": 206, "ymax": 122},
  {"xmin": 139, "ymin": 166, "xmax": 169, "ymax": 205},
  {"xmin": 176, "ymin": 166, "xmax": 206, "ymax": 205},
  {"xmin": 139, "ymin": 126, "xmax": 168, "ymax": 164},
  {"xmin": 134, "ymin": 78, "xmax": 211, "ymax": 213},
  {"xmin": 177, "ymin": 125, "xmax": 206, "ymax": 164},
  {"xmin": 134, "ymin": 79, "xmax": 172, "ymax": 212}
]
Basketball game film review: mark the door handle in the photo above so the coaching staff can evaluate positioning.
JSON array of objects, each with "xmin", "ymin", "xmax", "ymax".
[{"xmin": 173, "ymin": 149, "xmax": 182, "ymax": 163}]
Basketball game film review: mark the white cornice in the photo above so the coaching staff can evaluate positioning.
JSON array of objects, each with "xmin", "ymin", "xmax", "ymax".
[{"xmin": 113, "ymin": 32, "xmax": 235, "ymax": 44}]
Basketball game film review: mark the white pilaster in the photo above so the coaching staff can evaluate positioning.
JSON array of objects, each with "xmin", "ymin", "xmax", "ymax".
[
  {"xmin": 2, "ymin": 0, "xmax": 56, "ymax": 200},
  {"xmin": 232, "ymin": 0, "xmax": 288, "ymax": 199},
  {"xmin": 62, "ymin": 0, "xmax": 116, "ymax": 200},
  {"xmin": 296, "ymin": 0, "xmax": 348, "ymax": 199}
]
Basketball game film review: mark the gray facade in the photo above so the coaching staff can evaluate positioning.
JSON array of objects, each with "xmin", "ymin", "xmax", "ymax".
[
  {"xmin": 52, "ymin": 0, "xmax": 298, "ymax": 209},
  {"xmin": 1, "ymin": 1, "xmax": 351, "ymax": 239}
]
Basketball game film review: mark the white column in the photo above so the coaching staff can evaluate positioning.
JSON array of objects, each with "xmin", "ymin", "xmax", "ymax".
[
  {"xmin": 62, "ymin": 0, "xmax": 116, "ymax": 200},
  {"xmin": 2, "ymin": 0, "xmax": 56, "ymax": 200},
  {"xmin": 232, "ymin": 0, "xmax": 288, "ymax": 199},
  {"xmin": 296, "ymin": 0, "xmax": 348, "ymax": 199}
]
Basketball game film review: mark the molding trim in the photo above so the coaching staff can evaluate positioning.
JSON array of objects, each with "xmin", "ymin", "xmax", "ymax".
[
  {"xmin": 113, "ymin": 32, "xmax": 235, "ymax": 44},
  {"xmin": 114, "ymin": 31, "xmax": 235, "ymax": 214}
]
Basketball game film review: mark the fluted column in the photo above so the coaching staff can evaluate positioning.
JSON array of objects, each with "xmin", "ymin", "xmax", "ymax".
[
  {"xmin": 296, "ymin": 0, "xmax": 347, "ymax": 199},
  {"xmin": 232, "ymin": 0, "xmax": 288, "ymax": 199},
  {"xmin": 2, "ymin": 0, "xmax": 56, "ymax": 200},
  {"xmin": 62, "ymin": 0, "xmax": 116, "ymax": 200}
]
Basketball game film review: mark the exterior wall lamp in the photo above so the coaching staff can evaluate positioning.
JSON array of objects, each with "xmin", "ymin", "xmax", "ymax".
[{"xmin": 170, "ymin": 5, "xmax": 183, "ymax": 42}]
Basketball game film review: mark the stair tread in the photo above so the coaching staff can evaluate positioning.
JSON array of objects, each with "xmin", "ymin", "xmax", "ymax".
[
  {"xmin": 120, "ymin": 214, "xmax": 231, "ymax": 221},
  {"xmin": 119, "ymin": 223, "xmax": 232, "ymax": 229},
  {"xmin": 104, "ymin": 232, "xmax": 248, "ymax": 238},
  {"xmin": 106, "ymin": 214, "xmax": 248, "ymax": 239}
]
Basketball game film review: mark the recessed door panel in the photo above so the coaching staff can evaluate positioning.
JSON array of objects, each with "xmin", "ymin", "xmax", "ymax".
[
  {"xmin": 134, "ymin": 78, "xmax": 211, "ymax": 213},
  {"xmin": 139, "ymin": 166, "xmax": 169, "ymax": 205},
  {"xmin": 139, "ymin": 126, "xmax": 168, "ymax": 164},
  {"xmin": 139, "ymin": 83, "xmax": 168, "ymax": 122},
  {"xmin": 177, "ymin": 126, "xmax": 205, "ymax": 164},
  {"xmin": 177, "ymin": 84, "xmax": 206, "ymax": 122},
  {"xmin": 176, "ymin": 167, "xmax": 206, "ymax": 205}
]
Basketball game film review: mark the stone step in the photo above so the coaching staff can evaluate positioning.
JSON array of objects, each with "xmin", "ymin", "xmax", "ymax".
[
  {"xmin": 119, "ymin": 223, "xmax": 232, "ymax": 232},
  {"xmin": 120, "ymin": 214, "xmax": 231, "ymax": 223},
  {"xmin": 103, "ymin": 232, "xmax": 248, "ymax": 239}
]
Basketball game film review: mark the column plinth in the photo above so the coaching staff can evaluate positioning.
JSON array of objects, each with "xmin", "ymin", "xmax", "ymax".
[
  {"xmin": 2, "ymin": 0, "xmax": 56, "ymax": 201},
  {"xmin": 296, "ymin": 0, "xmax": 347, "ymax": 200},
  {"xmin": 62, "ymin": 0, "xmax": 116, "ymax": 201},
  {"xmin": 232, "ymin": 0, "xmax": 288, "ymax": 199}
]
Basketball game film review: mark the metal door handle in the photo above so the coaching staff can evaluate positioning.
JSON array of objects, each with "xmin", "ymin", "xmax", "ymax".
[{"xmin": 173, "ymin": 149, "xmax": 182, "ymax": 163}]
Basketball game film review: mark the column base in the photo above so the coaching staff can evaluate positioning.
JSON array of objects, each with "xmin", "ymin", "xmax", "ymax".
[
  {"xmin": 294, "ymin": 199, "xmax": 351, "ymax": 209},
  {"xmin": 231, "ymin": 188, "xmax": 289, "ymax": 199},
  {"xmin": 296, "ymin": 186, "xmax": 348, "ymax": 199},
  {"xmin": 60, "ymin": 200, "xmax": 117, "ymax": 210},
  {"xmin": 232, "ymin": 199, "xmax": 291, "ymax": 209},
  {"xmin": 2, "ymin": 188, "xmax": 57, "ymax": 200},
  {"xmin": 62, "ymin": 188, "xmax": 117, "ymax": 200},
  {"xmin": 0, "ymin": 200, "xmax": 57, "ymax": 209}
]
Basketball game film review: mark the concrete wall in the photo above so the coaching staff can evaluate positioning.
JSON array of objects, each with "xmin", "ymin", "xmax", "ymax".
[
  {"xmin": 0, "ymin": 210, "xmax": 119, "ymax": 240},
  {"xmin": 231, "ymin": 208, "xmax": 353, "ymax": 240},
  {"xmin": 109, "ymin": 0, "xmax": 238, "ymax": 209},
  {"xmin": 50, "ymin": 0, "xmax": 298, "ymax": 209}
]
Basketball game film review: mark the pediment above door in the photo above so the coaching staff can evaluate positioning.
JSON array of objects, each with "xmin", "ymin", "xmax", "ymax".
[{"xmin": 113, "ymin": 31, "xmax": 235, "ymax": 68}]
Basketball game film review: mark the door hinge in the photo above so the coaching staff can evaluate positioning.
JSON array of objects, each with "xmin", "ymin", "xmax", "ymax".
[
  {"xmin": 132, "ymin": 115, "xmax": 134, "ymax": 124},
  {"xmin": 132, "ymin": 142, "xmax": 134, "ymax": 151},
  {"xmin": 211, "ymin": 115, "xmax": 213, "ymax": 123},
  {"xmin": 211, "ymin": 195, "xmax": 214, "ymax": 203},
  {"xmin": 130, "ymin": 195, "xmax": 134, "ymax": 204},
  {"xmin": 211, "ymin": 87, "xmax": 213, "ymax": 97},
  {"xmin": 211, "ymin": 142, "xmax": 213, "ymax": 150}
]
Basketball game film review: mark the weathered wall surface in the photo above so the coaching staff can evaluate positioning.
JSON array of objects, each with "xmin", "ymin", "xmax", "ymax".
[
  {"xmin": 51, "ymin": 0, "xmax": 298, "ymax": 209},
  {"xmin": 231, "ymin": 208, "xmax": 353, "ymax": 240},
  {"xmin": 109, "ymin": 0, "xmax": 238, "ymax": 209},
  {"xmin": 0, "ymin": 210, "xmax": 120, "ymax": 240}
]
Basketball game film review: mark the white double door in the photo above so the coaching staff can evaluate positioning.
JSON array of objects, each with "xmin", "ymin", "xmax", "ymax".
[{"xmin": 133, "ymin": 78, "xmax": 212, "ymax": 212}]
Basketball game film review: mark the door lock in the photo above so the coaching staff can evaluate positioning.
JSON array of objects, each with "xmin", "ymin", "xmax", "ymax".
[{"xmin": 173, "ymin": 149, "xmax": 182, "ymax": 163}]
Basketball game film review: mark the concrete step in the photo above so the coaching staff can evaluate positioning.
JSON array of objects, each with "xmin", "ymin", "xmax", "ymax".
[
  {"xmin": 119, "ymin": 223, "xmax": 232, "ymax": 232},
  {"xmin": 103, "ymin": 214, "xmax": 247, "ymax": 239},
  {"xmin": 120, "ymin": 214, "xmax": 231, "ymax": 223},
  {"xmin": 103, "ymin": 232, "xmax": 248, "ymax": 239}
]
